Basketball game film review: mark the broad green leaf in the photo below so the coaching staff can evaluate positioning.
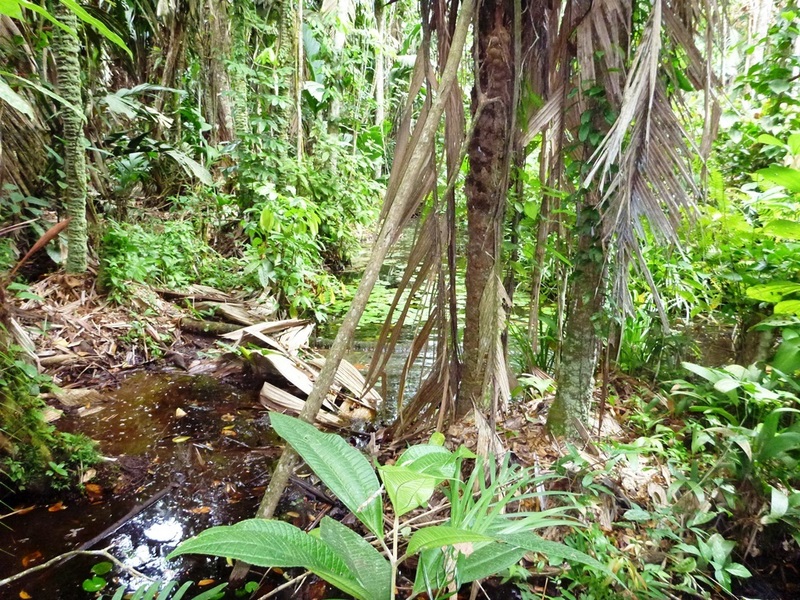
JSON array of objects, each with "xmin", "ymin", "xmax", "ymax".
[
  {"xmin": 164, "ymin": 150, "xmax": 213, "ymax": 186},
  {"xmin": 0, "ymin": 76, "xmax": 33, "ymax": 118},
  {"xmin": 768, "ymin": 79, "xmax": 791, "ymax": 94},
  {"xmin": 168, "ymin": 520, "xmax": 369, "ymax": 600},
  {"xmin": 0, "ymin": 0, "xmax": 22, "ymax": 18},
  {"xmin": 379, "ymin": 464, "xmax": 439, "ymax": 517},
  {"xmin": 58, "ymin": 0, "xmax": 131, "ymax": 57},
  {"xmin": 757, "ymin": 165, "xmax": 800, "ymax": 193},
  {"xmin": 746, "ymin": 282, "xmax": 800, "ymax": 303},
  {"xmin": 757, "ymin": 134, "xmax": 785, "ymax": 148},
  {"xmin": 303, "ymin": 80, "xmax": 325, "ymax": 102},
  {"xmin": 759, "ymin": 432, "xmax": 800, "ymax": 461},
  {"xmin": 396, "ymin": 444, "xmax": 457, "ymax": 478},
  {"xmin": 772, "ymin": 337, "xmax": 800, "ymax": 374},
  {"xmin": 429, "ymin": 431, "xmax": 446, "ymax": 446},
  {"xmin": 455, "ymin": 542, "xmax": 527, "ymax": 585},
  {"xmin": 270, "ymin": 413, "xmax": 383, "ymax": 538},
  {"xmin": 770, "ymin": 486, "xmax": 789, "ymax": 520},
  {"xmin": 714, "ymin": 378, "xmax": 741, "ymax": 394},
  {"xmin": 775, "ymin": 300, "xmax": 800, "ymax": 316},
  {"xmin": 319, "ymin": 517, "xmax": 391, "ymax": 600},
  {"xmin": 789, "ymin": 134, "xmax": 800, "ymax": 156},
  {"xmin": 500, "ymin": 532, "xmax": 612, "ymax": 574},
  {"xmin": 682, "ymin": 362, "xmax": 723, "ymax": 383},
  {"xmin": 725, "ymin": 563, "xmax": 751, "ymax": 578},
  {"xmin": 763, "ymin": 219, "xmax": 800, "ymax": 240},
  {"xmin": 407, "ymin": 526, "xmax": 494, "ymax": 555}
]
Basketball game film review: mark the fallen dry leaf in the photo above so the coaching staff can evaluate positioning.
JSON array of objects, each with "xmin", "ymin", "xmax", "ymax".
[
  {"xmin": 48, "ymin": 501, "xmax": 66, "ymax": 512},
  {"xmin": 22, "ymin": 550, "xmax": 42, "ymax": 568},
  {"xmin": 172, "ymin": 436, "xmax": 191, "ymax": 443},
  {"xmin": 198, "ymin": 579, "xmax": 215, "ymax": 586},
  {"xmin": 220, "ymin": 413, "xmax": 235, "ymax": 422},
  {"xmin": 220, "ymin": 429, "xmax": 237, "ymax": 437},
  {"xmin": 175, "ymin": 408, "xmax": 187, "ymax": 418},
  {"xmin": 81, "ymin": 468, "xmax": 97, "ymax": 483},
  {"xmin": 85, "ymin": 483, "xmax": 103, "ymax": 501},
  {"xmin": 19, "ymin": 591, "xmax": 32, "ymax": 599},
  {"xmin": 190, "ymin": 506, "xmax": 211, "ymax": 514}
]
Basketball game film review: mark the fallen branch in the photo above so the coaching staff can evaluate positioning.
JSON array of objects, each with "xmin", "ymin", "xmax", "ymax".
[
  {"xmin": 0, "ymin": 547, "xmax": 152, "ymax": 589},
  {"xmin": 178, "ymin": 318, "xmax": 242, "ymax": 335}
]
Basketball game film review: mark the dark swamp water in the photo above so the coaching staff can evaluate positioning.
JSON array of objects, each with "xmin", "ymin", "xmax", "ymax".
[{"xmin": 0, "ymin": 372, "xmax": 327, "ymax": 599}]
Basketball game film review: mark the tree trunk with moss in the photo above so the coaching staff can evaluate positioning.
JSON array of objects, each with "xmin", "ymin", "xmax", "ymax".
[
  {"xmin": 546, "ymin": 199, "xmax": 605, "ymax": 439},
  {"xmin": 457, "ymin": 0, "xmax": 515, "ymax": 417},
  {"xmin": 53, "ymin": 5, "xmax": 88, "ymax": 273}
]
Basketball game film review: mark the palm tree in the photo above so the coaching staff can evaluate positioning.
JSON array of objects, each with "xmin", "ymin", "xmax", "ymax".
[{"xmin": 538, "ymin": 0, "xmax": 711, "ymax": 439}]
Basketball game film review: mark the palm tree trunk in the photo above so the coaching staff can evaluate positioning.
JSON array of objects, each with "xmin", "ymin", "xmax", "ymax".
[
  {"xmin": 458, "ymin": 0, "xmax": 515, "ymax": 417},
  {"xmin": 546, "ymin": 199, "xmax": 605, "ymax": 440},
  {"xmin": 53, "ymin": 5, "xmax": 87, "ymax": 274}
]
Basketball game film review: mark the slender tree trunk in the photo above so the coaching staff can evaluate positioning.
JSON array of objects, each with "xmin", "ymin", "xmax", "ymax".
[
  {"xmin": 53, "ymin": 5, "xmax": 87, "ymax": 273},
  {"xmin": 295, "ymin": 0, "xmax": 303, "ymax": 162},
  {"xmin": 546, "ymin": 197, "xmax": 605, "ymax": 440},
  {"xmin": 374, "ymin": 0, "xmax": 385, "ymax": 178},
  {"xmin": 458, "ymin": 0, "xmax": 515, "ymax": 417}
]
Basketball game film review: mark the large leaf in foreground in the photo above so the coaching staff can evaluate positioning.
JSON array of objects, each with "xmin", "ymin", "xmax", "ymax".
[
  {"xmin": 270, "ymin": 412, "xmax": 383, "ymax": 537},
  {"xmin": 320, "ymin": 516, "xmax": 391, "ymax": 600},
  {"xmin": 168, "ymin": 519, "xmax": 369, "ymax": 600},
  {"xmin": 379, "ymin": 464, "xmax": 440, "ymax": 517}
]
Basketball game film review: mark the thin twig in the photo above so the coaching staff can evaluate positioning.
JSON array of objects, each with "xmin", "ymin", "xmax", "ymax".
[
  {"xmin": 255, "ymin": 571, "xmax": 308, "ymax": 600},
  {"xmin": 0, "ymin": 547, "xmax": 152, "ymax": 589}
]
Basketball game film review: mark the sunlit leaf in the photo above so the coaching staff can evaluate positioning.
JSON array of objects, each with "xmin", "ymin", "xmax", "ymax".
[
  {"xmin": 0, "ymin": 76, "xmax": 33, "ymax": 118},
  {"xmin": 270, "ymin": 413, "xmax": 383, "ymax": 538},
  {"xmin": 746, "ymin": 282, "xmax": 800, "ymax": 303},
  {"xmin": 762, "ymin": 219, "xmax": 800, "ymax": 240},
  {"xmin": 757, "ymin": 165, "xmax": 800, "ymax": 193}
]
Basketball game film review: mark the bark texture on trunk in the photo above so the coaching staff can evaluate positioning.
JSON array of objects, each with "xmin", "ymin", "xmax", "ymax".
[
  {"xmin": 198, "ymin": 0, "xmax": 235, "ymax": 144},
  {"xmin": 458, "ymin": 0, "xmax": 514, "ymax": 417},
  {"xmin": 53, "ymin": 5, "xmax": 88, "ymax": 274},
  {"xmin": 546, "ymin": 200, "xmax": 605, "ymax": 440}
]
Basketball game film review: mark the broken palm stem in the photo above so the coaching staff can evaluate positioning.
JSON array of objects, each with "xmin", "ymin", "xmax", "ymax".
[{"xmin": 229, "ymin": 0, "xmax": 476, "ymax": 584}]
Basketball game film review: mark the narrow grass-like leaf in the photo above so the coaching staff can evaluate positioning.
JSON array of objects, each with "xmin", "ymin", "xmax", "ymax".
[{"xmin": 500, "ymin": 531, "xmax": 611, "ymax": 574}]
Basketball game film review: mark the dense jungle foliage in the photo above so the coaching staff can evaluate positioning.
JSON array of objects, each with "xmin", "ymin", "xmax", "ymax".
[{"xmin": 1, "ymin": 0, "xmax": 800, "ymax": 597}]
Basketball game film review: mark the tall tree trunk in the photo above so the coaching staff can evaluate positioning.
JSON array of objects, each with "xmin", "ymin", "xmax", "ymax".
[
  {"xmin": 373, "ymin": 0, "xmax": 386, "ymax": 178},
  {"xmin": 546, "ymin": 198, "xmax": 605, "ymax": 440},
  {"xmin": 198, "ymin": 0, "xmax": 235, "ymax": 144},
  {"xmin": 457, "ymin": 0, "xmax": 514, "ymax": 417},
  {"xmin": 53, "ymin": 5, "xmax": 88, "ymax": 273}
]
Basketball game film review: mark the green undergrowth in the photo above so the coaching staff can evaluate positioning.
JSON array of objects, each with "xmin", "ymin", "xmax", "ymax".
[
  {"xmin": 98, "ymin": 219, "xmax": 251, "ymax": 303},
  {"xmin": 0, "ymin": 338, "xmax": 99, "ymax": 496}
]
